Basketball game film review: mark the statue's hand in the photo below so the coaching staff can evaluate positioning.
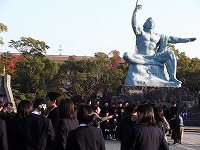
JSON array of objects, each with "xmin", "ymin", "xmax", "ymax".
[
  {"xmin": 189, "ymin": 38, "xmax": 197, "ymax": 42},
  {"xmin": 134, "ymin": 4, "xmax": 142, "ymax": 12}
]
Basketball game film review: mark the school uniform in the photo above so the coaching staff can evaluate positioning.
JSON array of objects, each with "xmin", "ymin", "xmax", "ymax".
[
  {"xmin": 66, "ymin": 124, "xmax": 105, "ymax": 150},
  {"xmin": 47, "ymin": 107, "xmax": 59, "ymax": 130},
  {"xmin": 54, "ymin": 118, "xmax": 79, "ymax": 150},
  {"xmin": 0, "ymin": 119, "xmax": 8, "ymax": 150},
  {"xmin": 15, "ymin": 112, "xmax": 55, "ymax": 150},
  {"xmin": 129, "ymin": 123, "xmax": 169, "ymax": 150}
]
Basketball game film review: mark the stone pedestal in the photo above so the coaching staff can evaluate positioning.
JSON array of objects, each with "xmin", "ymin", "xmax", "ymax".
[{"xmin": 122, "ymin": 85, "xmax": 185, "ymax": 105}]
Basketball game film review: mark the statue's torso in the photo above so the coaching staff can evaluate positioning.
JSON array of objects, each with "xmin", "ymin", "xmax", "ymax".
[{"xmin": 136, "ymin": 32, "xmax": 160, "ymax": 56}]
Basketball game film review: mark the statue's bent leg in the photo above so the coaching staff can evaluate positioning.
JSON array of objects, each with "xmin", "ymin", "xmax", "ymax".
[
  {"xmin": 123, "ymin": 52, "xmax": 163, "ymax": 66},
  {"xmin": 156, "ymin": 50, "xmax": 182, "ymax": 83}
]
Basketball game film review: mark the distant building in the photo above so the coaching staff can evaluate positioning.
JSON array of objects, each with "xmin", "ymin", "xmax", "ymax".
[{"xmin": 0, "ymin": 52, "xmax": 126, "ymax": 67}]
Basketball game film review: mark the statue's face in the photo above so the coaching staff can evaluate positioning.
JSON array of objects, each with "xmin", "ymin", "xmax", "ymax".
[{"xmin": 144, "ymin": 17, "xmax": 155, "ymax": 29}]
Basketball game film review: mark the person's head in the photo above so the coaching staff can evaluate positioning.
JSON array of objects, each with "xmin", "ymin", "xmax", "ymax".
[
  {"xmin": 86, "ymin": 100, "xmax": 92, "ymax": 106},
  {"xmin": 77, "ymin": 105, "xmax": 95, "ymax": 125},
  {"xmin": 105, "ymin": 111, "xmax": 109, "ymax": 117},
  {"xmin": 111, "ymin": 102, "xmax": 116, "ymax": 107},
  {"xmin": 125, "ymin": 104, "xmax": 137, "ymax": 115},
  {"xmin": 33, "ymin": 98, "xmax": 48, "ymax": 117},
  {"xmin": 143, "ymin": 17, "xmax": 155, "ymax": 29},
  {"xmin": 3, "ymin": 102, "xmax": 14, "ymax": 113},
  {"xmin": 17, "ymin": 100, "xmax": 33, "ymax": 117},
  {"xmin": 118, "ymin": 102, "xmax": 123, "ymax": 107},
  {"xmin": 93, "ymin": 105, "xmax": 101, "ymax": 115},
  {"xmin": 124, "ymin": 101, "xmax": 129, "ymax": 107},
  {"xmin": 174, "ymin": 112, "xmax": 179, "ymax": 118},
  {"xmin": 172, "ymin": 101, "xmax": 176, "ymax": 107},
  {"xmin": 95, "ymin": 100, "xmax": 100, "ymax": 106},
  {"xmin": 81, "ymin": 100, "xmax": 86, "ymax": 105},
  {"xmin": 154, "ymin": 106, "xmax": 164, "ymax": 121},
  {"xmin": 46, "ymin": 92, "xmax": 61, "ymax": 108},
  {"xmin": 162, "ymin": 105, "xmax": 167, "ymax": 110},
  {"xmin": 4, "ymin": 102, "xmax": 13, "ymax": 107},
  {"xmin": 137, "ymin": 104, "xmax": 156, "ymax": 126},
  {"xmin": 59, "ymin": 99, "xmax": 76, "ymax": 120},
  {"xmin": 103, "ymin": 102, "xmax": 108, "ymax": 107}
]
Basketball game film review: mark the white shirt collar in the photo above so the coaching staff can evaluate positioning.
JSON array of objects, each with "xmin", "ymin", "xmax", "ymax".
[
  {"xmin": 79, "ymin": 123, "xmax": 87, "ymax": 127},
  {"xmin": 32, "ymin": 110, "xmax": 40, "ymax": 115},
  {"xmin": 50, "ymin": 106, "xmax": 57, "ymax": 111}
]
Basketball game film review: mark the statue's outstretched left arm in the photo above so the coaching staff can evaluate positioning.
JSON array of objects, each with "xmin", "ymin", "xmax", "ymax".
[{"xmin": 168, "ymin": 36, "xmax": 196, "ymax": 44}]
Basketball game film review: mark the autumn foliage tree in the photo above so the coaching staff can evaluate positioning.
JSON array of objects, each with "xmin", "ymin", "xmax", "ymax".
[{"xmin": 0, "ymin": 52, "xmax": 22, "ymax": 74}]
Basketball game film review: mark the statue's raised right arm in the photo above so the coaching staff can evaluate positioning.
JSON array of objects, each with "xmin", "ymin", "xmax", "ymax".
[{"xmin": 132, "ymin": 2, "xmax": 142, "ymax": 35}]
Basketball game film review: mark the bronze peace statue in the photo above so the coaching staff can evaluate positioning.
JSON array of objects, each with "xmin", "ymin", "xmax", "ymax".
[{"xmin": 123, "ymin": 1, "xmax": 196, "ymax": 87}]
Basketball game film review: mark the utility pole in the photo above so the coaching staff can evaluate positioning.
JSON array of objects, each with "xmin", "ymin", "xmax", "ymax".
[{"xmin": 58, "ymin": 45, "xmax": 64, "ymax": 56}]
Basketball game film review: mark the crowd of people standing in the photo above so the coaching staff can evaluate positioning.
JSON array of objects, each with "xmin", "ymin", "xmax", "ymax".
[{"xmin": 0, "ymin": 92, "xmax": 185, "ymax": 150}]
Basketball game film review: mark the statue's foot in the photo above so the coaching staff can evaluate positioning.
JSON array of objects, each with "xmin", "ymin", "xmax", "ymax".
[{"xmin": 169, "ymin": 78, "xmax": 182, "ymax": 84}]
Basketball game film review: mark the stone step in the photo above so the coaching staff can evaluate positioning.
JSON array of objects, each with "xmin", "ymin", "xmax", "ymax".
[{"xmin": 184, "ymin": 126, "xmax": 200, "ymax": 132}]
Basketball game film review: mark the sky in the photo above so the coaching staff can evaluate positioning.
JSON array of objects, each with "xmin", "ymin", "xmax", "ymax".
[{"xmin": 0, "ymin": 0, "xmax": 199, "ymax": 58}]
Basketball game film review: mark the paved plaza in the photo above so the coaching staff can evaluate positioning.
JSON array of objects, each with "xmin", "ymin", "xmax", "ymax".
[{"xmin": 105, "ymin": 128, "xmax": 200, "ymax": 150}]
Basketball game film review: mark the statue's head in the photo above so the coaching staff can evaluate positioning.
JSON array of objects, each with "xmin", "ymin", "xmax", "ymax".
[{"xmin": 143, "ymin": 17, "xmax": 155, "ymax": 29}]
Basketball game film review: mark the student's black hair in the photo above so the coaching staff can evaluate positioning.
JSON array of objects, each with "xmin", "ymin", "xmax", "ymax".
[{"xmin": 77, "ymin": 105, "xmax": 95, "ymax": 125}]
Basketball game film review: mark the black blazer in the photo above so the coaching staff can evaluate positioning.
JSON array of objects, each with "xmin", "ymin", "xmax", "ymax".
[
  {"xmin": 66, "ymin": 126, "xmax": 105, "ymax": 150},
  {"xmin": 15, "ymin": 113, "xmax": 55, "ymax": 150},
  {"xmin": 129, "ymin": 123, "xmax": 169, "ymax": 150},
  {"xmin": 0, "ymin": 119, "xmax": 8, "ymax": 150},
  {"xmin": 116, "ymin": 114, "xmax": 137, "ymax": 150},
  {"xmin": 55, "ymin": 118, "xmax": 79, "ymax": 150},
  {"xmin": 47, "ymin": 107, "xmax": 60, "ymax": 130}
]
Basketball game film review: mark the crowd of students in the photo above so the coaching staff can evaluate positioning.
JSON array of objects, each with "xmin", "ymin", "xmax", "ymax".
[{"xmin": 0, "ymin": 92, "xmax": 184, "ymax": 150}]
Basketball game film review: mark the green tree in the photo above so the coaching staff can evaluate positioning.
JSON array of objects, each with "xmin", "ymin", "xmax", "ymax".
[
  {"xmin": 40, "ymin": 58, "xmax": 60, "ymax": 93},
  {"xmin": 94, "ymin": 52, "xmax": 108, "ymax": 59},
  {"xmin": 168, "ymin": 44, "xmax": 200, "ymax": 91},
  {"xmin": 189, "ymin": 58, "xmax": 200, "ymax": 72},
  {"xmin": 13, "ymin": 57, "xmax": 59, "ymax": 99},
  {"xmin": 177, "ymin": 52, "xmax": 191, "ymax": 72},
  {"xmin": 9, "ymin": 37, "xmax": 49, "ymax": 60},
  {"xmin": 0, "ymin": 23, "xmax": 8, "ymax": 45},
  {"xmin": 0, "ymin": 52, "xmax": 12, "ymax": 74},
  {"xmin": 14, "ymin": 58, "xmax": 45, "ymax": 94},
  {"xmin": 59, "ymin": 51, "xmax": 126, "ymax": 99},
  {"xmin": 59, "ymin": 56, "xmax": 99, "ymax": 98}
]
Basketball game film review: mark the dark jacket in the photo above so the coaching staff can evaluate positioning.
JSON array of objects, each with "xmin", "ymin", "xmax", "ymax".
[
  {"xmin": 171, "ymin": 116, "xmax": 181, "ymax": 141},
  {"xmin": 116, "ymin": 114, "xmax": 137, "ymax": 150},
  {"xmin": 0, "ymin": 119, "xmax": 8, "ymax": 150},
  {"xmin": 55, "ymin": 118, "xmax": 79, "ymax": 150},
  {"xmin": 66, "ymin": 126, "xmax": 105, "ymax": 150},
  {"xmin": 15, "ymin": 113, "xmax": 55, "ymax": 150},
  {"xmin": 129, "ymin": 123, "xmax": 169, "ymax": 150},
  {"xmin": 47, "ymin": 107, "xmax": 59, "ymax": 130}
]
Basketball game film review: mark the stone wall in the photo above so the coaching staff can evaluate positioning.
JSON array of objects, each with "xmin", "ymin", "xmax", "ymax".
[{"xmin": 121, "ymin": 85, "xmax": 194, "ymax": 106}]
